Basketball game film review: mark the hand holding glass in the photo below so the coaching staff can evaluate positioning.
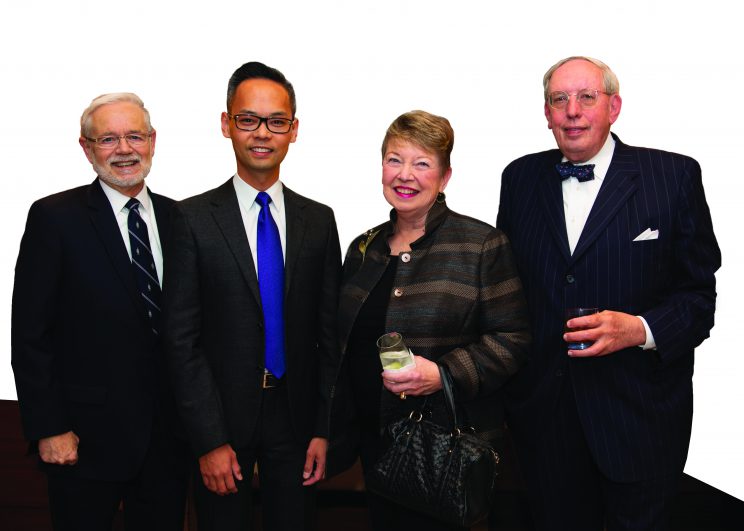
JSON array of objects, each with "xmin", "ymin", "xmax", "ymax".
[
  {"xmin": 565, "ymin": 307, "xmax": 599, "ymax": 350},
  {"xmin": 377, "ymin": 332, "xmax": 415, "ymax": 371}
]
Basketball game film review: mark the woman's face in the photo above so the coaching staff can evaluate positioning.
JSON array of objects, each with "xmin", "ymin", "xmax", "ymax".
[{"xmin": 381, "ymin": 140, "xmax": 451, "ymax": 221}]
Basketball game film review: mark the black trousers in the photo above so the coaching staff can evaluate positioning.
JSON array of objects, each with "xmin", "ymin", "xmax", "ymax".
[
  {"xmin": 193, "ymin": 385, "xmax": 317, "ymax": 531},
  {"xmin": 46, "ymin": 428, "xmax": 189, "ymax": 531},
  {"xmin": 507, "ymin": 380, "xmax": 680, "ymax": 531}
]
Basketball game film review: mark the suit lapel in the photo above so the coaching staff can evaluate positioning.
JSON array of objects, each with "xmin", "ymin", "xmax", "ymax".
[
  {"xmin": 86, "ymin": 180, "xmax": 146, "ymax": 320},
  {"xmin": 283, "ymin": 186, "xmax": 306, "ymax": 297},
  {"xmin": 150, "ymin": 191, "xmax": 171, "ymax": 250},
  {"xmin": 571, "ymin": 136, "xmax": 639, "ymax": 263},
  {"xmin": 538, "ymin": 152, "xmax": 572, "ymax": 263},
  {"xmin": 209, "ymin": 180, "xmax": 262, "ymax": 305}
]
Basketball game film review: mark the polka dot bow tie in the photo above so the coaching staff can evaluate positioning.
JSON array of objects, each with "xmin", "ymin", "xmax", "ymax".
[{"xmin": 556, "ymin": 162, "xmax": 595, "ymax": 182}]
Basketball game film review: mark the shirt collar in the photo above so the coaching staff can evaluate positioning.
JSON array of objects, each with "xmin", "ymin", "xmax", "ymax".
[
  {"xmin": 98, "ymin": 179, "xmax": 152, "ymax": 213},
  {"xmin": 561, "ymin": 134, "xmax": 616, "ymax": 182},
  {"xmin": 232, "ymin": 175, "xmax": 285, "ymax": 213}
]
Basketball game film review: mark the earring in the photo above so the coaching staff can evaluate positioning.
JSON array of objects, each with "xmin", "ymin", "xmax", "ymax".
[{"xmin": 436, "ymin": 192, "xmax": 446, "ymax": 203}]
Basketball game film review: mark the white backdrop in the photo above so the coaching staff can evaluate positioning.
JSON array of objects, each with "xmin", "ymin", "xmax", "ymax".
[{"xmin": 2, "ymin": 0, "xmax": 742, "ymax": 501}]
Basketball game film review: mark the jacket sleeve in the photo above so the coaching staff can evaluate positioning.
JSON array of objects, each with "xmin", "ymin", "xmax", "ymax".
[
  {"xmin": 439, "ymin": 229, "xmax": 532, "ymax": 400},
  {"xmin": 313, "ymin": 210, "xmax": 342, "ymax": 438},
  {"xmin": 641, "ymin": 158, "xmax": 720, "ymax": 363},
  {"xmin": 11, "ymin": 201, "xmax": 70, "ymax": 441},
  {"xmin": 162, "ymin": 203, "xmax": 229, "ymax": 456}
]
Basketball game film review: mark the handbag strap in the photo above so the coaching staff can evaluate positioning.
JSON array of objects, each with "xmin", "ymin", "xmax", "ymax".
[{"xmin": 438, "ymin": 364, "xmax": 459, "ymax": 429}]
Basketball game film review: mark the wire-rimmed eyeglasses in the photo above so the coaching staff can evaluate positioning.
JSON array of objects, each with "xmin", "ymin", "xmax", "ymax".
[
  {"xmin": 547, "ymin": 89, "xmax": 609, "ymax": 110},
  {"xmin": 83, "ymin": 132, "xmax": 153, "ymax": 149}
]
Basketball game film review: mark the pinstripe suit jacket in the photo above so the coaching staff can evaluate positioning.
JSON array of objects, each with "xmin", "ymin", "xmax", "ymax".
[{"xmin": 496, "ymin": 134, "xmax": 720, "ymax": 482}]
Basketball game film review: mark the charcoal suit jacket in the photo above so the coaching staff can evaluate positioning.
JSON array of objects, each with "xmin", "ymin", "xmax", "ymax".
[{"xmin": 163, "ymin": 179, "xmax": 341, "ymax": 458}]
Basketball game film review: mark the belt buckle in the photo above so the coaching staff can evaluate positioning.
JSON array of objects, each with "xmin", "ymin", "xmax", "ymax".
[{"xmin": 262, "ymin": 370, "xmax": 276, "ymax": 389}]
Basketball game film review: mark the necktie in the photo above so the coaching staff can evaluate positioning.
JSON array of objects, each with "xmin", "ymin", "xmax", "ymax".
[
  {"xmin": 125, "ymin": 198, "xmax": 161, "ymax": 335},
  {"xmin": 255, "ymin": 192, "xmax": 286, "ymax": 378},
  {"xmin": 556, "ymin": 162, "xmax": 595, "ymax": 182}
]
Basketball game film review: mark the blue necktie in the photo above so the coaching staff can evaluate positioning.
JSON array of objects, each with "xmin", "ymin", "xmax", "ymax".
[
  {"xmin": 255, "ymin": 192, "xmax": 286, "ymax": 378},
  {"xmin": 556, "ymin": 161, "xmax": 595, "ymax": 182},
  {"xmin": 125, "ymin": 198, "xmax": 161, "ymax": 335}
]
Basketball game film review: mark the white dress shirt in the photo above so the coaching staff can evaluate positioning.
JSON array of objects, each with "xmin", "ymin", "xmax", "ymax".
[
  {"xmin": 560, "ymin": 135, "xmax": 655, "ymax": 350},
  {"xmin": 562, "ymin": 135, "xmax": 615, "ymax": 255},
  {"xmin": 99, "ymin": 179, "xmax": 164, "ymax": 286},
  {"xmin": 232, "ymin": 175, "xmax": 287, "ymax": 275}
]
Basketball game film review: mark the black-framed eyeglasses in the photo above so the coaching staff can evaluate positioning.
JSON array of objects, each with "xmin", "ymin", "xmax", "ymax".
[
  {"xmin": 229, "ymin": 113, "xmax": 295, "ymax": 134},
  {"xmin": 84, "ymin": 132, "xmax": 153, "ymax": 149},
  {"xmin": 547, "ymin": 89, "xmax": 609, "ymax": 110}
]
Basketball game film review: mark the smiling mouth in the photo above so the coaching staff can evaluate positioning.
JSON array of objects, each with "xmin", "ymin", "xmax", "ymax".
[
  {"xmin": 394, "ymin": 186, "xmax": 418, "ymax": 197},
  {"xmin": 251, "ymin": 147, "xmax": 273, "ymax": 153},
  {"xmin": 563, "ymin": 127, "xmax": 587, "ymax": 136},
  {"xmin": 111, "ymin": 160, "xmax": 139, "ymax": 168}
]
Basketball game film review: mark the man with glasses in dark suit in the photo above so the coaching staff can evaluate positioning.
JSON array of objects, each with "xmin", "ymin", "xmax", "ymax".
[
  {"xmin": 11, "ymin": 93, "xmax": 187, "ymax": 531},
  {"xmin": 497, "ymin": 57, "xmax": 720, "ymax": 531},
  {"xmin": 163, "ymin": 62, "xmax": 341, "ymax": 531}
]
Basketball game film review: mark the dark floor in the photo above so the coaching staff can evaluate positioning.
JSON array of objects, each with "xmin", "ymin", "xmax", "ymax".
[{"xmin": 2, "ymin": 398, "xmax": 743, "ymax": 530}]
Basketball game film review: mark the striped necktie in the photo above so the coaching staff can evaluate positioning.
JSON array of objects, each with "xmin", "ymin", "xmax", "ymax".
[{"xmin": 125, "ymin": 198, "xmax": 161, "ymax": 335}]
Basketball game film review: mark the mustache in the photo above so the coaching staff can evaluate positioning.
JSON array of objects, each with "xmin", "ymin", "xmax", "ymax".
[{"xmin": 108, "ymin": 155, "xmax": 141, "ymax": 164}]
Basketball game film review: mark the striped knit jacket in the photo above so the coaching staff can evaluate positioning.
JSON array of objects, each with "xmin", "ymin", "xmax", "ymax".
[{"xmin": 336, "ymin": 200, "xmax": 531, "ymax": 444}]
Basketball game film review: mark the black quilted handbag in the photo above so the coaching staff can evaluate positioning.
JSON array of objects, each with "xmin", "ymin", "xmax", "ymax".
[{"xmin": 366, "ymin": 365, "xmax": 500, "ymax": 527}]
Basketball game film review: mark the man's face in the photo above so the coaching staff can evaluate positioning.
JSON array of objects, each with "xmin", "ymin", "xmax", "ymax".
[
  {"xmin": 544, "ymin": 59, "xmax": 622, "ymax": 163},
  {"xmin": 221, "ymin": 78, "xmax": 298, "ymax": 189},
  {"xmin": 80, "ymin": 101, "xmax": 155, "ymax": 197}
]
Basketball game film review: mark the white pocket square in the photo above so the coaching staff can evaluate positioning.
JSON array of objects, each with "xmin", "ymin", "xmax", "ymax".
[{"xmin": 633, "ymin": 228, "xmax": 659, "ymax": 241}]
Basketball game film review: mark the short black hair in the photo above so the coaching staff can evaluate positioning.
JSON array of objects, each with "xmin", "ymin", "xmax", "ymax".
[{"xmin": 226, "ymin": 61, "xmax": 297, "ymax": 116}]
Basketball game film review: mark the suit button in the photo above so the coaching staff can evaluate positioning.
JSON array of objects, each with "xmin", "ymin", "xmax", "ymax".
[
  {"xmin": 555, "ymin": 369, "xmax": 564, "ymax": 377},
  {"xmin": 400, "ymin": 253, "xmax": 411, "ymax": 263},
  {"xmin": 566, "ymin": 275, "xmax": 575, "ymax": 284},
  {"xmin": 393, "ymin": 288, "xmax": 403, "ymax": 297}
]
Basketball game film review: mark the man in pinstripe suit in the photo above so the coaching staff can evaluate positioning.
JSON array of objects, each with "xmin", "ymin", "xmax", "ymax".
[{"xmin": 496, "ymin": 57, "xmax": 720, "ymax": 530}]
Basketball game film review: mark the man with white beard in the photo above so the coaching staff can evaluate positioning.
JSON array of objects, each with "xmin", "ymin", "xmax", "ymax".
[{"xmin": 11, "ymin": 93, "xmax": 188, "ymax": 531}]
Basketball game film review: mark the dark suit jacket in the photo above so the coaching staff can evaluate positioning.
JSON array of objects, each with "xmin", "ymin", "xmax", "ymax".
[
  {"xmin": 11, "ymin": 179, "xmax": 176, "ymax": 481},
  {"xmin": 163, "ymin": 179, "xmax": 341, "ymax": 458},
  {"xmin": 497, "ymin": 134, "xmax": 720, "ymax": 482}
]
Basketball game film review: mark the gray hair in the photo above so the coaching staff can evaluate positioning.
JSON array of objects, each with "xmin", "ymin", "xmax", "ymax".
[
  {"xmin": 543, "ymin": 56, "xmax": 620, "ymax": 102},
  {"xmin": 80, "ymin": 92, "xmax": 152, "ymax": 137}
]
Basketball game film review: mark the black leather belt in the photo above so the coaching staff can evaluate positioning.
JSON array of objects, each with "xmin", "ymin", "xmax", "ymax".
[{"xmin": 262, "ymin": 370, "xmax": 284, "ymax": 389}]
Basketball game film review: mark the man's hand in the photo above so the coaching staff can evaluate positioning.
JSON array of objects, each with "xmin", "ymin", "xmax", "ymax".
[
  {"xmin": 38, "ymin": 431, "xmax": 79, "ymax": 465},
  {"xmin": 199, "ymin": 444, "xmax": 243, "ymax": 495},
  {"xmin": 302, "ymin": 437, "xmax": 327, "ymax": 486},
  {"xmin": 564, "ymin": 310, "xmax": 647, "ymax": 357}
]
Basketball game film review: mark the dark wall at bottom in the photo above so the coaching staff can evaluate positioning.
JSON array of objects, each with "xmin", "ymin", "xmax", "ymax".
[{"xmin": 1, "ymin": 399, "xmax": 741, "ymax": 530}]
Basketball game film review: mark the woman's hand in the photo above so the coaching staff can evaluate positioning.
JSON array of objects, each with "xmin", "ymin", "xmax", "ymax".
[{"xmin": 382, "ymin": 354, "xmax": 442, "ymax": 399}]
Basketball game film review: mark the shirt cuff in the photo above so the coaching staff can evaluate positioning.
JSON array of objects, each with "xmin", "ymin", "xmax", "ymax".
[{"xmin": 637, "ymin": 316, "xmax": 656, "ymax": 350}]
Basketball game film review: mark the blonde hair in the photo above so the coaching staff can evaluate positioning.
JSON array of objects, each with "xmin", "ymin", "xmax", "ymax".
[{"xmin": 381, "ymin": 110, "xmax": 454, "ymax": 168}]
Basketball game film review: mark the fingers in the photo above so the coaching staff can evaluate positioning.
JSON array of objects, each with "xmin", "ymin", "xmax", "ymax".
[
  {"xmin": 564, "ymin": 311, "xmax": 646, "ymax": 357},
  {"xmin": 302, "ymin": 453, "xmax": 325, "ymax": 486},
  {"xmin": 199, "ymin": 444, "xmax": 242, "ymax": 495},
  {"xmin": 231, "ymin": 458, "xmax": 243, "ymax": 482},
  {"xmin": 303, "ymin": 437, "xmax": 328, "ymax": 486},
  {"xmin": 38, "ymin": 431, "xmax": 79, "ymax": 465}
]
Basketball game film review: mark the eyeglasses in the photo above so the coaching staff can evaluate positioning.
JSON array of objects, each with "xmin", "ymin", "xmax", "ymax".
[
  {"xmin": 547, "ymin": 89, "xmax": 609, "ymax": 110},
  {"xmin": 229, "ymin": 114, "xmax": 294, "ymax": 134},
  {"xmin": 84, "ymin": 132, "xmax": 152, "ymax": 149}
]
